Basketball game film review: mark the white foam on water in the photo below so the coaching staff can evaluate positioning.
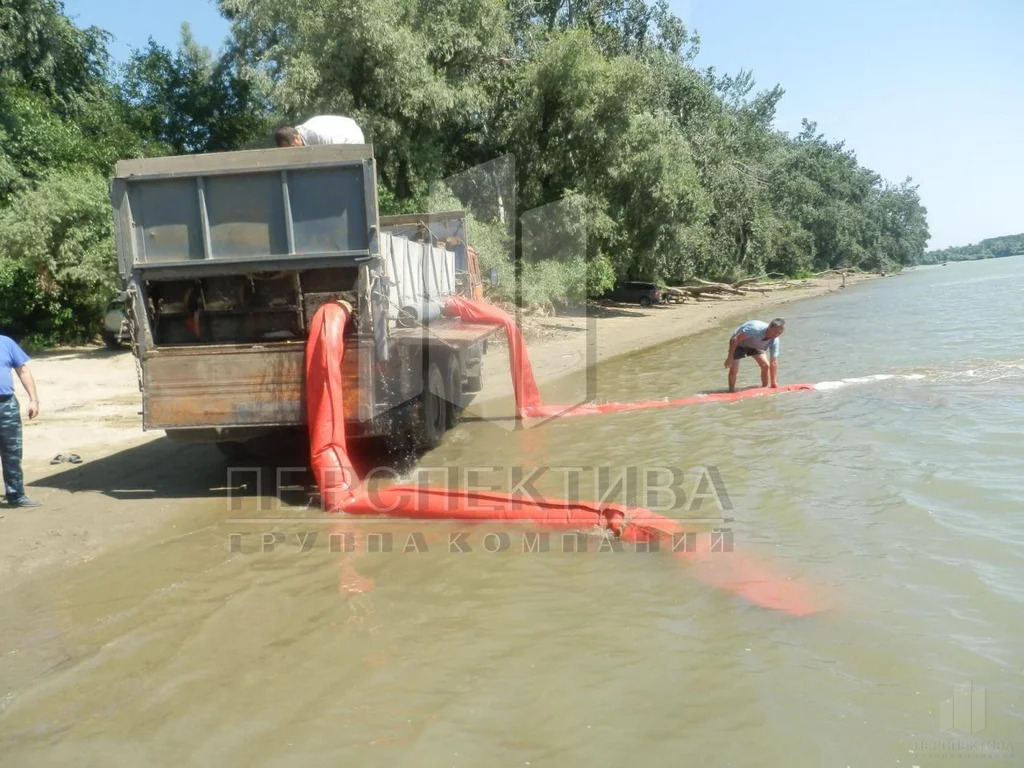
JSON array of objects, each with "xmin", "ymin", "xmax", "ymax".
[
  {"xmin": 813, "ymin": 380, "xmax": 851, "ymax": 391},
  {"xmin": 814, "ymin": 373, "xmax": 928, "ymax": 391},
  {"xmin": 929, "ymin": 359, "xmax": 1024, "ymax": 384},
  {"xmin": 813, "ymin": 364, "xmax": 1022, "ymax": 392}
]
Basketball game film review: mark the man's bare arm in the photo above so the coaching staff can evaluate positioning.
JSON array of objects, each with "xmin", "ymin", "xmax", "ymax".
[{"xmin": 15, "ymin": 365, "xmax": 39, "ymax": 419}]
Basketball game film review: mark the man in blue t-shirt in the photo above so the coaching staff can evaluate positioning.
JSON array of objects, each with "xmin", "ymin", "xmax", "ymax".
[
  {"xmin": 724, "ymin": 318, "xmax": 785, "ymax": 393},
  {"xmin": 1, "ymin": 335, "xmax": 41, "ymax": 508}
]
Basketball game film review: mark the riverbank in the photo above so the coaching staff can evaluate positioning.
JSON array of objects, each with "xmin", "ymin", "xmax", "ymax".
[{"xmin": 0, "ymin": 270, "xmax": 883, "ymax": 588}]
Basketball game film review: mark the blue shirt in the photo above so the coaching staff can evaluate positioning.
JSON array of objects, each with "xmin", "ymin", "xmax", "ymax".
[
  {"xmin": 732, "ymin": 321, "xmax": 780, "ymax": 359},
  {"xmin": 1, "ymin": 336, "xmax": 31, "ymax": 395}
]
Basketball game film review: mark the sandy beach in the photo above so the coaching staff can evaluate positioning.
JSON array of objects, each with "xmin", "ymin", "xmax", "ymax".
[{"xmin": 0, "ymin": 271, "xmax": 880, "ymax": 588}]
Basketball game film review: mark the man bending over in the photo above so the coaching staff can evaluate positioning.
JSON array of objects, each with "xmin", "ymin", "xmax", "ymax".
[
  {"xmin": 274, "ymin": 115, "xmax": 365, "ymax": 147},
  {"xmin": 724, "ymin": 318, "xmax": 785, "ymax": 392}
]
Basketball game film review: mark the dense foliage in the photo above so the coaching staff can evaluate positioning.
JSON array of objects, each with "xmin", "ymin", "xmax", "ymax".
[
  {"xmin": 920, "ymin": 233, "xmax": 1024, "ymax": 264},
  {"xmin": 1, "ymin": 0, "xmax": 933, "ymax": 344}
]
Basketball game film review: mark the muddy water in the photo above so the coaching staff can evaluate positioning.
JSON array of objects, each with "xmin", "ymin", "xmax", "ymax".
[{"xmin": 3, "ymin": 259, "xmax": 1024, "ymax": 766}]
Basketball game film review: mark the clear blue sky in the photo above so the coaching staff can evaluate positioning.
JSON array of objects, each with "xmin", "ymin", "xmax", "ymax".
[{"xmin": 63, "ymin": 0, "xmax": 1024, "ymax": 250}]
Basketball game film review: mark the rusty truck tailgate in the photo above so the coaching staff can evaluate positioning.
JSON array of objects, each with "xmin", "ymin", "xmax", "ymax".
[{"xmin": 143, "ymin": 341, "xmax": 373, "ymax": 429}]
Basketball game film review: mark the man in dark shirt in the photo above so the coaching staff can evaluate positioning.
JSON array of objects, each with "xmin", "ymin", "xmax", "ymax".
[{"xmin": 1, "ymin": 335, "xmax": 41, "ymax": 508}]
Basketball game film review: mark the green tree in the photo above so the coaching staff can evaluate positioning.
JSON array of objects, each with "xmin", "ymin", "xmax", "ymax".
[
  {"xmin": 2, "ymin": 0, "xmax": 936, "ymax": 341},
  {"xmin": 0, "ymin": 0, "xmax": 112, "ymax": 112},
  {"xmin": 920, "ymin": 232, "xmax": 1024, "ymax": 264},
  {"xmin": 0, "ymin": 0, "xmax": 143, "ymax": 342},
  {"xmin": 0, "ymin": 169, "xmax": 117, "ymax": 344},
  {"xmin": 121, "ymin": 24, "xmax": 270, "ymax": 154},
  {"xmin": 221, "ymin": 0, "xmax": 512, "ymax": 201}
]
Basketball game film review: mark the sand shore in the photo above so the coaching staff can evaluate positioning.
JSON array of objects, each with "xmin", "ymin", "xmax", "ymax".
[{"xmin": 0, "ymin": 271, "xmax": 881, "ymax": 588}]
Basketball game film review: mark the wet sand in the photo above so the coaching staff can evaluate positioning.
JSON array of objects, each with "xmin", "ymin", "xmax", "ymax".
[{"xmin": 0, "ymin": 271, "xmax": 880, "ymax": 589}]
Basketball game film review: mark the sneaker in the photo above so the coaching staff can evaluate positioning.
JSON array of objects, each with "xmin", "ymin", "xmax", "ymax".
[{"xmin": 6, "ymin": 496, "xmax": 41, "ymax": 508}]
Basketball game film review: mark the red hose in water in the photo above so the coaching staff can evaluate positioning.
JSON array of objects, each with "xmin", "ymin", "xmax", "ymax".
[
  {"xmin": 338, "ymin": 486, "xmax": 821, "ymax": 616},
  {"xmin": 305, "ymin": 301, "xmax": 823, "ymax": 616},
  {"xmin": 521, "ymin": 383, "xmax": 815, "ymax": 419},
  {"xmin": 304, "ymin": 300, "xmax": 359, "ymax": 510},
  {"xmin": 442, "ymin": 295, "xmax": 815, "ymax": 418},
  {"xmin": 444, "ymin": 295, "xmax": 542, "ymax": 416}
]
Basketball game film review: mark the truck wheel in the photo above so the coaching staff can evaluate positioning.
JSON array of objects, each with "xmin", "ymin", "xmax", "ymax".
[
  {"xmin": 102, "ymin": 331, "xmax": 122, "ymax": 350},
  {"xmin": 446, "ymin": 353, "xmax": 463, "ymax": 424},
  {"xmin": 413, "ymin": 360, "xmax": 448, "ymax": 450}
]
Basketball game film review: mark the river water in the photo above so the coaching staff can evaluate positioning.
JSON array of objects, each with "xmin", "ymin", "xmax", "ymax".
[{"xmin": 2, "ymin": 258, "xmax": 1022, "ymax": 766}]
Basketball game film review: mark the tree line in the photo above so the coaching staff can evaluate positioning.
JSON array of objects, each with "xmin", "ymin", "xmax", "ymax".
[
  {"xmin": 918, "ymin": 233, "xmax": 1024, "ymax": 264},
  {"xmin": 1, "ymin": 0, "xmax": 931, "ymax": 345}
]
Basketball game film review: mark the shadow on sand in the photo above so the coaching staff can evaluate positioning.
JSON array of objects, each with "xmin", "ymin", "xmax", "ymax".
[{"xmin": 31, "ymin": 433, "xmax": 423, "ymax": 505}]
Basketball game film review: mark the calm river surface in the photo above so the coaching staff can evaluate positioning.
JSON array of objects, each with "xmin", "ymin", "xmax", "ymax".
[{"xmin": 2, "ymin": 258, "xmax": 1022, "ymax": 767}]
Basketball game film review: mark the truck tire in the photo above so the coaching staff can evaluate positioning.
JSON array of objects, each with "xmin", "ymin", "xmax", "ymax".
[
  {"xmin": 412, "ymin": 359, "xmax": 448, "ymax": 451},
  {"xmin": 446, "ymin": 353, "xmax": 463, "ymax": 424}
]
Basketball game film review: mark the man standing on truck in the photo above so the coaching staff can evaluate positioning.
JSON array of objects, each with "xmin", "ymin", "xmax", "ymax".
[
  {"xmin": 724, "ymin": 318, "xmax": 785, "ymax": 393},
  {"xmin": 0, "ymin": 334, "xmax": 41, "ymax": 508},
  {"xmin": 274, "ymin": 115, "xmax": 365, "ymax": 147}
]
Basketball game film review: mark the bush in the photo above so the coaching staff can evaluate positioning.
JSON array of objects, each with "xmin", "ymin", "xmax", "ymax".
[{"xmin": 0, "ymin": 168, "xmax": 119, "ymax": 344}]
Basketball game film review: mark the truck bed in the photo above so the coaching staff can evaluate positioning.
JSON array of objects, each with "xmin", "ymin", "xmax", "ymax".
[{"xmin": 389, "ymin": 319, "xmax": 501, "ymax": 347}]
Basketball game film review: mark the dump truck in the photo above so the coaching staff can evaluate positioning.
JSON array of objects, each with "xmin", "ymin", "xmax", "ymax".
[{"xmin": 110, "ymin": 144, "xmax": 499, "ymax": 457}]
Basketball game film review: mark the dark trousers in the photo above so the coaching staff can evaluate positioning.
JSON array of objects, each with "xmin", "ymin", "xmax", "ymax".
[{"xmin": 0, "ymin": 395, "xmax": 24, "ymax": 501}]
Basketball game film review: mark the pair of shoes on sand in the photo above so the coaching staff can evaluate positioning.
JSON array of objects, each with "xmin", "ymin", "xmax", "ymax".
[{"xmin": 50, "ymin": 453, "xmax": 82, "ymax": 465}]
